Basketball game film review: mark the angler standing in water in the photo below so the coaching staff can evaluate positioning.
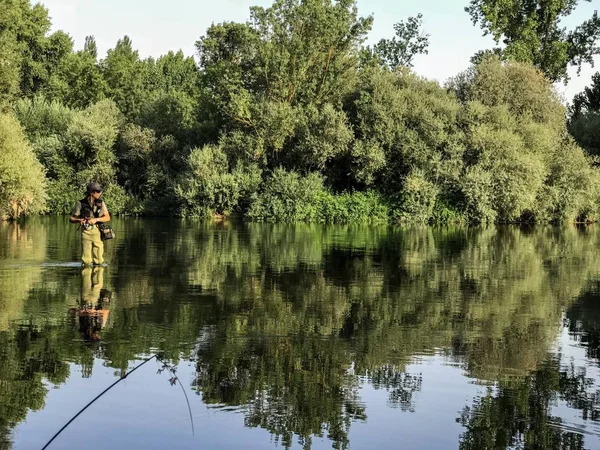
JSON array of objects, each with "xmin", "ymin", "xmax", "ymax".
[{"xmin": 69, "ymin": 182, "xmax": 111, "ymax": 266}]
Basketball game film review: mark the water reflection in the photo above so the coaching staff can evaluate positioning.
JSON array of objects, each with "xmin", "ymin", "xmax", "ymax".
[
  {"xmin": 67, "ymin": 267, "xmax": 111, "ymax": 343},
  {"xmin": 0, "ymin": 219, "xmax": 599, "ymax": 449}
]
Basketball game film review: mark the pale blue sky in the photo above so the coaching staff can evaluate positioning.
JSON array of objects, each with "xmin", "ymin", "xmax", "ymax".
[{"xmin": 41, "ymin": 0, "xmax": 599, "ymax": 102}]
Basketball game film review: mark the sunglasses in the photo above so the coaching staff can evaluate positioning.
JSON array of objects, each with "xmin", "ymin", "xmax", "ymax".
[{"xmin": 92, "ymin": 190, "xmax": 102, "ymax": 194}]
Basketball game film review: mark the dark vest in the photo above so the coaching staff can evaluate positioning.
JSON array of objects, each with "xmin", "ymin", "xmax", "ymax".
[{"xmin": 79, "ymin": 198, "xmax": 103, "ymax": 219}]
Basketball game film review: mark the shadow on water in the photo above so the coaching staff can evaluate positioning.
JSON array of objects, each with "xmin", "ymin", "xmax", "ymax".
[{"xmin": 1, "ymin": 219, "xmax": 600, "ymax": 448}]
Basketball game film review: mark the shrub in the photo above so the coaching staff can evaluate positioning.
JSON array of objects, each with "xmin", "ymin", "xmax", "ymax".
[
  {"xmin": 175, "ymin": 144, "xmax": 262, "ymax": 217},
  {"xmin": 318, "ymin": 190, "xmax": 390, "ymax": 223},
  {"xmin": 247, "ymin": 168, "xmax": 324, "ymax": 222},
  {"xmin": 0, "ymin": 114, "xmax": 46, "ymax": 219},
  {"xmin": 249, "ymin": 168, "xmax": 389, "ymax": 223}
]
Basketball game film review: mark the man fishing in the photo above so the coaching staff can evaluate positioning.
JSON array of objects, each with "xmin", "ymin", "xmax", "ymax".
[{"xmin": 69, "ymin": 182, "xmax": 111, "ymax": 266}]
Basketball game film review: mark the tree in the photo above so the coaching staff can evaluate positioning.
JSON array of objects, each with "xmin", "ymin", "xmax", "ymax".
[
  {"xmin": 571, "ymin": 71, "xmax": 600, "ymax": 116},
  {"xmin": 0, "ymin": 113, "xmax": 46, "ymax": 219},
  {"xmin": 196, "ymin": 0, "xmax": 373, "ymax": 134},
  {"xmin": 84, "ymin": 35, "xmax": 98, "ymax": 59},
  {"xmin": 458, "ymin": 358, "xmax": 593, "ymax": 450},
  {"xmin": 101, "ymin": 36, "xmax": 146, "ymax": 119},
  {"xmin": 373, "ymin": 14, "xmax": 430, "ymax": 70},
  {"xmin": 0, "ymin": 0, "xmax": 72, "ymax": 97},
  {"xmin": 466, "ymin": 0, "xmax": 600, "ymax": 83},
  {"xmin": 569, "ymin": 72, "xmax": 600, "ymax": 155},
  {"xmin": 43, "ymin": 43, "xmax": 107, "ymax": 109}
]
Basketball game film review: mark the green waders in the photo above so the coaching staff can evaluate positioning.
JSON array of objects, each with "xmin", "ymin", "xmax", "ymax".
[{"xmin": 81, "ymin": 226, "xmax": 104, "ymax": 265}]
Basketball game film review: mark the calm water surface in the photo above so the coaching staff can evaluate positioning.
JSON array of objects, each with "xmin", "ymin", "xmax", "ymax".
[{"xmin": 1, "ymin": 218, "xmax": 600, "ymax": 449}]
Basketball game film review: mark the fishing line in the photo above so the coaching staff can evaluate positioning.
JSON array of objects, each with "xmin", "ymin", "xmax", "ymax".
[{"xmin": 40, "ymin": 353, "xmax": 195, "ymax": 450}]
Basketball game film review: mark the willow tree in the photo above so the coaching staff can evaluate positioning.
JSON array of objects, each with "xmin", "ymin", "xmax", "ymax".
[{"xmin": 0, "ymin": 113, "xmax": 46, "ymax": 219}]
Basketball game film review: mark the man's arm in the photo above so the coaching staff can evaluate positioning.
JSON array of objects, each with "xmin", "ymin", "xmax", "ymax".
[
  {"xmin": 69, "ymin": 213, "xmax": 86, "ymax": 224},
  {"xmin": 69, "ymin": 202, "xmax": 84, "ymax": 224}
]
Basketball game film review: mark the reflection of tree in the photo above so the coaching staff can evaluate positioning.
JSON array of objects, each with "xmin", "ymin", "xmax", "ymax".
[
  {"xmin": 0, "ymin": 220, "xmax": 47, "ymax": 331},
  {"xmin": 195, "ymin": 336, "xmax": 365, "ymax": 450},
  {"xmin": 0, "ymin": 327, "xmax": 69, "ymax": 448},
  {"xmin": 369, "ymin": 367, "xmax": 422, "ymax": 411},
  {"xmin": 458, "ymin": 356, "xmax": 600, "ymax": 450},
  {"xmin": 567, "ymin": 289, "xmax": 600, "ymax": 362},
  {"xmin": 188, "ymin": 225, "xmax": 600, "ymax": 449},
  {"xmin": 2, "ymin": 222, "xmax": 600, "ymax": 448}
]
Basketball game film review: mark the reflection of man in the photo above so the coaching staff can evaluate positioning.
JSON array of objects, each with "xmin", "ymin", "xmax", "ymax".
[{"xmin": 71, "ymin": 267, "xmax": 111, "ymax": 342}]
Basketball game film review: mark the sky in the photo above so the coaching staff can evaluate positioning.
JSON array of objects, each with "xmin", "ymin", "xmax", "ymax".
[{"xmin": 40, "ymin": 0, "xmax": 600, "ymax": 103}]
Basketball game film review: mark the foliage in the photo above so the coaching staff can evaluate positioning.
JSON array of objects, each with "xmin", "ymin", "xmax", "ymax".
[
  {"xmin": 465, "ymin": 0, "xmax": 600, "ymax": 82},
  {"xmin": 2, "ymin": 0, "xmax": 600, "ymax": 224},
  {"xmin": 318, "ymin": 190, "xmax": 390, "ymax": 223},
  {"xmin": 0, "ymin": 0, "xmax": 72, "ymax": 97},
  {"xmin": 14, "ymin": 97, "xmax": 126, "ymax": 214},
  {"xmin": 100, "ymin": 36, "xmax": 146, "ymax": 120},
  {"xmin": 452, "ymin": 58, "xmax": 600, "ymax": 222},
  {"xmin": 175, "ymin": 144, "xmax": 262, "ymax": 217},
  {"xmin": 0, "ymin": 113, "xmax": 46, "ymax": 219},
  {"xmin": 569, "ymin": 72, "xmax": 600, "ymax": 156},
  {"xmin": 42, "ymin": 37, "xmax": 107, "ymax": 109},
  {"xmin": 248, "ymin": 168, "xmax": 389, "ymax": 223},
  {"xmin": 196, "ymin": 0, "xmax": 374, "ymax": 145},
  {"xmin": 372, "ymin": 14, "xmax": 430, "ymax": 70},
  {"xmin": 247, "ymin": 169, "xmax": 326, "ymax": 222}
]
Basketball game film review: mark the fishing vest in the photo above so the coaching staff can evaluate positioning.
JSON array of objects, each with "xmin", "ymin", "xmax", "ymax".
[{"xmin": 79, "ymin": 198, "xmax": 103, "ymax": 219}]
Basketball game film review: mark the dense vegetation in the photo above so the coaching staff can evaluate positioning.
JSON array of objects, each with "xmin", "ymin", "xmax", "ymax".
[{"xmin": 1, "ymin": 0, "xmax": 600, "ymax": 223}]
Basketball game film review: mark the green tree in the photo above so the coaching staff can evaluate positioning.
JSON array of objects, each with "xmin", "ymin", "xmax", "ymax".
[
  {"xmin": 458, "ymin": 358, "xmax": 593, "ymax": 450},
  {"xmin": 138, "ymin": 50, "xmax": 201, "ymax": 143},
  {"xmin": 196, "ymin": 0, "xmax": 373, "ymax": 163},
  {"xmin": 14, "ymin": 97, "xmax": 127, "ymax": 214},
  {"xmin": 0, "ymin": 0, "xmax": 73, "ymax": 97},
  {"xmin": 101, "ymin": 36, "xmax": 146, "ymax": 119},
  {"xmin": 0, "ymin": 113, "xmax": 46, "ymax": 219},
  {"xmin": 43, "ymin": 36, "xmax": 107, "ymax": 109},
  {"xmin": 372, "ymin": 14, "xmax": 430, "ymax": 70},
  {"xmin": 0, "ymin": 31, "xmax": 21, "ymax": 108},
  {"xmin": 451, "ymin": 57, "xmax": 600, "ymax": 222},
  {"xmin": 175, "ymin": 144, "xmax": 262, "ymax": 217},
  {"xmin": 466, "ymin": 0, "xmax": 600, "ymax": 82},
  {"xmin": 568, "ymin": 72, "xmax": 600, "ymax": 155}
]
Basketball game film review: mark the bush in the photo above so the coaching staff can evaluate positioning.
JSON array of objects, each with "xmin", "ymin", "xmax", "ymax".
[
  {"xmin": 14, "ymin": 96, "xmax": 74, "ymax": 140},
  {"xmin": 248, "ymin": 168, "xmax": 389, "ymax": 223},
  {"xmin": 247, "ymin": 169, "xmax": 324, "ymax": 222},
  {"xmin": 394, "ymin": 169, "xmax": 439, "ymax": 222},
  {"xmin": 175, "ymin": 144, "xmax": 262, "ymax": 217},
  {"xmin": 0, "ymin": 114, "xmax": 47, "ymax": 219},
  {"xmin": 318, "ymin": 190, "xmax": 390, "ymax": 223}
]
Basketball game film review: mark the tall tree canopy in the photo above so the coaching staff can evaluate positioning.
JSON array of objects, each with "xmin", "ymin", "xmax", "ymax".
[
  {"xmin": 0, "ymin": 0, "xmax": 72, "ymax": 100},
  {"xmin": 372, "ymin": 14, "xmax": 430, "ymax": 70},
  {"xmin": 466, "ymin": 0, "xmax": 600, "ymax": 82}
]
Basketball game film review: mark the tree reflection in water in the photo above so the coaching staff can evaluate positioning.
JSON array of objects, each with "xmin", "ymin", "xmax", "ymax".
[{"xmin": 0, "ymin": 219, "xmax": 600, "ymax": 449}]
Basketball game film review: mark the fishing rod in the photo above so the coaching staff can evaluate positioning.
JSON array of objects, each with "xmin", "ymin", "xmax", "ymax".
[{"xmin": 40, "ymin": 353, "xmax": 195, "ymax": 450}]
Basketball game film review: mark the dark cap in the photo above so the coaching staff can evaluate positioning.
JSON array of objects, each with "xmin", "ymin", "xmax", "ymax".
[{"xmin": 86, "ymin": 182, "xmax": 103, "ymax": 193}]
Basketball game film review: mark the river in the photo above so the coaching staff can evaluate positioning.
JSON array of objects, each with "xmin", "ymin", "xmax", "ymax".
[{"xmin": 1, "ymin": 217, "xmax": 600, "ymax": 449}]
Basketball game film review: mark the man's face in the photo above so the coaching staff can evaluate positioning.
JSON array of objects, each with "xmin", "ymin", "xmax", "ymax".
[{"xmin": 92, "ymin": 190, "xmax": 102, "ymax": 200}]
